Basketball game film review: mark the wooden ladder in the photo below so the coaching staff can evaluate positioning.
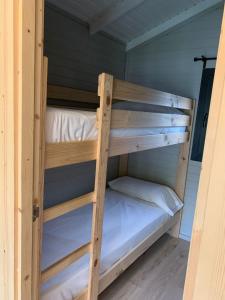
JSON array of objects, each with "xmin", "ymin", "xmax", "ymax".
[
  {"xmin": 87, "ymin": 73, "xmax": 114, "ymax": 299},
  {"xmin": 39, "ymin": 73, "xmax": 114, "ymax": 300}
]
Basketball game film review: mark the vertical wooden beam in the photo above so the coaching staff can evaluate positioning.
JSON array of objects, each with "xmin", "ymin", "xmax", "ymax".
[
  {"xmin": 0, "ymin": 1, "xmax": 16, "ymax": 299},
  {"xmin": 184, "ymin": 7, "xmax": 225, "ymax": 299},
  {"xmin": 1, "ymin": 0, "xmax": 37, "ymax": 299},
  {"xmin": 32, "ymin": 57, "xmax": 48, "ymax": 300},
  {"xmin": 118, "ymin": 154, "xmax": 129, "ymax": 176},
  {"xmin": 88, "ymin": 73, "xmax": 113, "ymax": 300},
  {"xmin": 170, "ymin": 103, "xmax": 195, "ymax": 238},
  {"xmin": 32, "ymin": 1, "xmax": 45, "ymax": 299}
]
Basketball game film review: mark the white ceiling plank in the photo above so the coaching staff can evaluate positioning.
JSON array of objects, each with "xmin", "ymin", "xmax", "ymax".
[
  {"xmin": 90, "ymin": 0, "xmax": 146, "ymax": 34},
  {"xmin": 126, "ymin": 0, "xmax": 223, "ymax": 51}
]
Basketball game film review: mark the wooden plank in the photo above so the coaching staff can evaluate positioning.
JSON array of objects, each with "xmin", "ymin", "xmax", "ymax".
[
  {"xmin": 0, "ymin": 1, "xmax": 17, "ymax": 298},
  {"xmin": 109, "ymin": 109, "xmax": 190, "ymax": 128},
  {"xmin": 169, "ymin": 102, "xmax": 196, "ymax": 238},
  {"xmin": 41, "ymin": 243, "xmax": 91, "ymax": 283},
  {"xmin": 44, "ymin": 192, "xmax": 94, "ymax": 222},
  {"xmin": 88, "ymin": 73, "xmax": 113, "ymax": 300},
  {"xmin": 16, "ymin": 0, "xmax": 36, "ymax": 299},
  {"xmin": 113, "ymin": 79, "xmax": 193, "ymax": 110},
  {"xmin": 32, "ymin": 55, "xmax": 48, "ymax": 300},
  {"xmin": 73, "ymin": 214, "xmax": 179, "ymax": 300},
  {"xmin": 90, "ymin": 0, "xmax": 145, "ymax": 34},
  {"xmin": 184, "ymin": 8, "xmax": 225, "ymax": 300},
  {"xmin": 119, "ymin": 154, "xmax": 128, "ymax": 177},
  {"xmin": 110, "ymin": 132, "xmax": 189, "ymax": 157},
  {"xmin": 45, "ymin": 132, "xmax": 189, "ymax": 169},
  {"xmin": 126, "ymin": 0, "xmax": 222, "ymax": 50},
  {"xmin": 48, "ymin": 84, "xmax": 99, "ymax": 104},
  {"xmin": 45, "ymin": 140, "xmax": 97, "ymax": 169}
]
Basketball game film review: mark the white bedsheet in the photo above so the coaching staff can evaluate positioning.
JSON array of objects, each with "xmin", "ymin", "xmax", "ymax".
[
  {"xmin": 41, "ymin": 189, "xmax": 171, "ymax": 300},
  {"xmin": 46, "ymin": 107, "xmax": 186, "ymax": 143}
]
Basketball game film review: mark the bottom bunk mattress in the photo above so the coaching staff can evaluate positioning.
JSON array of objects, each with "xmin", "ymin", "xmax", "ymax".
[{"xmin": 41, "ymin": 189, "xmax": 172, "ymax": 300}]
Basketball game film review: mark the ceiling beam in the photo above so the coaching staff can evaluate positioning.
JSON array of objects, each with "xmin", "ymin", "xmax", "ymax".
[
  {"xmin": 90, "ymin": 0, "xmax": 145, "ymax": 34},
  {"xmin": 126, "ymin": 0, "xmax": 223, "ymax": 51}
]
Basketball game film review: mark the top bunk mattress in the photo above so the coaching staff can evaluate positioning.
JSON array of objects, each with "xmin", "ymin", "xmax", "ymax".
[{"xmin": 46, "ymin": 107, "xmax": 186, "ymax": 143}]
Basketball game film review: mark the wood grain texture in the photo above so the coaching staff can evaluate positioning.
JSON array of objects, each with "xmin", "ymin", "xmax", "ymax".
[
  {"xmin": 45, "ymin": 133, "xmax": 189, "ymax": 169},
  {"xmin": 110, "ymin": 132, "xmax": 189, "ymax": 157},
  {"xmin": 88, "ymin": 73, "xmax": 114, "ymax": 300},
  {"xmin": 113, "ymin": 79, "xmax": 193, "ymax": 110},
  {"xmin": 97, "ymin": 109, "xmax": 190, "ymax": 128},
  {"xmin": 0, "ymin": 1, "xmax": 17, "ymax": 298},
  {"xmin": 170, "ymin": 102, "xmax": 196, "ymax": 238},
  {"xmin": 45, "ymin": 140, "xmax": 97, "ymax": 169},
  {"xmin": 119, "ymin": 154, "xmax": 129, "ymax": 176},
  {"xmin": 43, "ymin": 192, "xmax": 94, "ymax": 222},
  {"xmin": 99, "ymin": 235, "xmax": 189, "ymax": 300},
  {"xmin": 184, "ymin": 7, "xmax": 225, "ymax": 300},
  {"xmin": 48, "ymin": 84, "xmax": 99, "ymax": 104},
  {"xmin": 41, "ymin": 242, "xmax": 91, "ymax": 283}
]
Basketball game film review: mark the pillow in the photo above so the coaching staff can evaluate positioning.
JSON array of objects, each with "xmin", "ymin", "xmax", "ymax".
[{"xmin": 108, "ymin": 176, "xmax": 183, "ymax": 216}]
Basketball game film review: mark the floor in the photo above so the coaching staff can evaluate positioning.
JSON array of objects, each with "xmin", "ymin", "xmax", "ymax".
[{"xmin": 99, "ymin": 234, "xmax": 189, "ymax": 300}]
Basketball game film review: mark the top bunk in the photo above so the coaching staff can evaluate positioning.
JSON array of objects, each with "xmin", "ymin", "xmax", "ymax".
[{"xmin": 45, "ymin": 73, "xmax": 193, "ymax": 169}]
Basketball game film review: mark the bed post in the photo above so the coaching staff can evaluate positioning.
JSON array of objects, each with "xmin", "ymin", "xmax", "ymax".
[
  {"xmin": 119, "ymin": 154, "xmax": 129, "ymax": 176},
  {"xmin": 88, "ymin": 73, "xmax": 114, "ymax": 300},
  {"xmin": 170, "ymin": 102, "xmax": 195, "ymax": 238}
]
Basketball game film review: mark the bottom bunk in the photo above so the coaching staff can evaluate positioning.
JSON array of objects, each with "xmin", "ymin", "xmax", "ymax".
[{"xmin": 41, "ymin": 178, "xmax": 182, "ymax": 300}]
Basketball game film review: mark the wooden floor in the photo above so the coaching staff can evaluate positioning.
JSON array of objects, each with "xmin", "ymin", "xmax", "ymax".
[{"xmin": 99, "ymin": 234, "xmax": 189, "ymax": 300}]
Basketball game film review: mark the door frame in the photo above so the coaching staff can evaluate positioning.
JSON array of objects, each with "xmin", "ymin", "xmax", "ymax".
[
  {"xmin": 183, "ymin": 4, "xmax": 225, "ymax": 299},
  {"xmin": 0, "ymin": 0, "xmax": 45, "ymax": 299}
]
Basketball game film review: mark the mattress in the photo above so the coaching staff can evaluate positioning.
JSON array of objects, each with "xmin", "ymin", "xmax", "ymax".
[
  {"xmin": 41, "ymin": 189, "xmax": 171, "ymax": 300},
  {"xmin": 46, "ymin": 107, "xmax": 186, "ymax": 143}
]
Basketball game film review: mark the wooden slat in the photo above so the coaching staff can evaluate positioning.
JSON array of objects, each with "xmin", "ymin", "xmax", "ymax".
[
  {"xmin": 43, "ymin": 192, "xmax": 94, "ymax": 222},
  {"xmin": 113, "ymin": 79, "xmax": 193, "ymax": 110},
  {"xmin": 41, "ymin": 243, "xmax": 91, "ymax": 283},
  {"xmin": 110, "ymin": 109, "xmax": 190, "ymax": 128},
  {"xmin": 45, "ymin": 132, "xmax": 189, "ymax": 169},
  {"xmin": 45, "ymin": 140, "xmax": 97, "ymax": 169},
  {"xmin": 48, "ymin": 84, "xmax": 99, "ymax": 104},
  {"xmin": 88, "ymin": 73, "xmax": 113, "ymax": 300},
  {"xmin": 119, "ymin": 154, "xmax": 128, "ymax": 177},
  {"xmin": 169, "ymin": 102, "xmax": 196, "ymax": 237},
  {"xmin": 110, "ymin": 132, "xmax": 189, "ymax": 157}
]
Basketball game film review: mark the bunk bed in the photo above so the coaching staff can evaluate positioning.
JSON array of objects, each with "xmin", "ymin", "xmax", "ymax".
[{"xmin": 33, "ymin": 61, "xmax": 194, "ymax": 300}]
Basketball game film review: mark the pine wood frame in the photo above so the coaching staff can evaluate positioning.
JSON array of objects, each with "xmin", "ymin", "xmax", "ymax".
[
  {"xmin": 0, "ymin": 1, "xmax": 195, "ymax": 298},
  {"xmin": 36, "ymin": 73, "xmax": 194, "ymax": 300}
]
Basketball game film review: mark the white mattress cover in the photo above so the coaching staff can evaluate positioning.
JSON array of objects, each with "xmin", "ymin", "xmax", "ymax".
[
  {"xmin": 41, "ymin": 189, "xmax": 171, "ymax": 300},
  {"xmin": 46, "ymin": 107, "xmax": 186, "ymax": 143}
]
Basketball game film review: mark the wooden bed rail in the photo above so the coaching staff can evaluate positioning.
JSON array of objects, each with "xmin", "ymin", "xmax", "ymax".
[
  {"xmin": 43, "ymin": 192, "xmax": 94, "ymax": 222},
  {"xmin": 113, "ymin": 79, "xmax": 193, "ymax": 110},
  {"xmin": 97, "ymin": 109, "xmax": 191, "ymax": 128},
  {"xmin": 48, "ymin": 84, "xmax": 99, "ymax": 104},
  {"xmin": 41, "ymin": 242, "xmax": 91, "ymax": 283},
  {"xmin": 45, "ymin": 132, "xmax": 189, "ymax": 169}
]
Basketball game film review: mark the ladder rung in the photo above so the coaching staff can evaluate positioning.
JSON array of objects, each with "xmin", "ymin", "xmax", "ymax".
[
  {"xmin": 41, "ymin": 242, "xmax": 91, "ymax": 283},
  {"xmin": 43, "ymin": 192, "xmax": 94, "ymax": 222}
]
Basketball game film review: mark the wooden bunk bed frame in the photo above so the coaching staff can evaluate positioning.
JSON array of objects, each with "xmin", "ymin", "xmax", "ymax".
[{"xmin": 33, "ymin": 66, "xmax": 194, "ymax": 300}]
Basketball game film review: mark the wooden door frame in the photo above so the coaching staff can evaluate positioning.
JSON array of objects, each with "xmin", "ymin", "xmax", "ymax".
[
  {"xmin": 183, "ymin": 4, "xmax": 225, "ymax": 300},
  {"xmin": 0, "ymin": 1, "xmax": 45, "ymax": 299}
]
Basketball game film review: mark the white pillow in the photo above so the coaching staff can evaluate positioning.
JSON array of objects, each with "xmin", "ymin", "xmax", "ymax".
[{"xmin": 108, "ymin": 176, "xmax": 183, "ymax": 216}]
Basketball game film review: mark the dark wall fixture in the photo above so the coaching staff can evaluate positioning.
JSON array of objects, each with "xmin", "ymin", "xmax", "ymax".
[{"xmin": 191, "ymin": 56, "xmax": 216, "ymax": 162}]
